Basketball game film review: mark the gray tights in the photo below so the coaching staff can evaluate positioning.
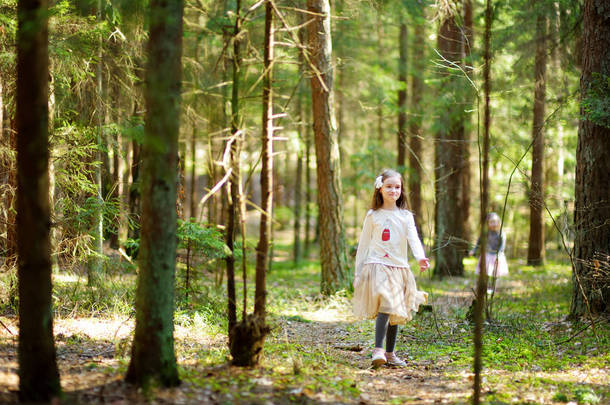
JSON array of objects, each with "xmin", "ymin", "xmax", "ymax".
[{"xmin": 375, "ymin": 312, "xmax": 398, "ymax": 352}]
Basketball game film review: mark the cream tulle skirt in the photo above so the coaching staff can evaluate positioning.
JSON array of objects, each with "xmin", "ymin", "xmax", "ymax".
[
  {"xmin": 475, "ymin": 252, "xmax": 509, "ymax": 277},
  {"xmin": 353, "ymin": 263, "xmax": 428, "ymax": 325}
]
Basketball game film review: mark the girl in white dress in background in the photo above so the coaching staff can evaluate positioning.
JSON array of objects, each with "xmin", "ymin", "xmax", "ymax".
[{"xmin": 469, "ymin": 212, "xmax": 509, "ymax": 294}]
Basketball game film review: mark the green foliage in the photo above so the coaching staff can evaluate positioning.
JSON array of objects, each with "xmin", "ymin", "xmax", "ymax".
[
  {"xmin": 52, "ymin": 1, "xmax": 73, "ymax": 17},
  {"xmin": 176, "ymin": 219, "xmax": 230, "ymax": 262},
  {"xmin": 345, "ymin": 143, "xmax": 394, "ymax": 193},
  {"xmin": 582, "ymin": 73, "xmax": 610, "ymax": 129},
  {"xmin": 552, "ymin": 386, "xmax": 603, "ymax": 404},
  {"xmin": 273, "ymin": 206, "xmax": 294, "ymax": 230},
  {"xmin": 124, "ymin": 238, "xmax": 139, "ymax": 255},
  {"xmin": 50, "ymin": 122, "xmax": 123, "ymax": 274},
  {"xmin": 174, "ymin": 283, "xmax": 228, "ymax": 333},
  {"xmin": 205, "ymin": 14, "xmax": 231, "ymax": 35},
  {"xmin": 573, "ymin": 386, "xmax": 602, "ymax": 404}
]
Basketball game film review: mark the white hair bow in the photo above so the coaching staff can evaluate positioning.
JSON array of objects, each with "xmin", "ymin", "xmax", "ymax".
[{"xmin": 374, "ymin": 176, "xmax": 383, "ymax": 189}]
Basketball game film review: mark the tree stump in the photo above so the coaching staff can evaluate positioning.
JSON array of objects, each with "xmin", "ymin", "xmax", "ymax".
[{"xmin": 230, "ymin": 314, "xmax": 270, "ymax": 367}]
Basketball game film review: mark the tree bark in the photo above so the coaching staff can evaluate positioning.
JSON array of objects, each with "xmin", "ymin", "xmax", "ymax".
[
  {"xmin": 88, "ymin": 0, "xmax": 104, "ymax": 286},
  {"xmin": 109, "ymin": 52, "xmax": 121, "ymax": 248},
  {"xmin": 125, "ymin": 0, "xmax": 183, "ymax": 387},
  {"xmin": 293, "ymin": 144, "xmax": 304, "ymax": 264},
  {"xmin": 293, "ymin": 14, "xmax": 307, "ymax": 264},
  {"xmin": 376, "ymin": 5, "xmax": 384, "ymax": 143},
  {"xmin": 397, "ymin": 20, "xmax": 408, "ymax": 169},
  {"xmin": 204, "ymin": 138, "xmax": 213, "ymax": 224},
  {"xmin": 127, "ymin": 98, "xmax": 143, "ymax": 253},
  {"xmin": 0, "ymin": 76, "xmax": 5, "ymax": 257},
  {"xmin": 570, "ymin": 0, "xmax": 610, "ymax": 318},
  {"xmin": 304, "ymin": 105, "xmax": 312, "ymax": 257},
  {"xmin": 16, "ymin": 0, "xmax": 61, "ymax": 400},
  {"xmin": 225, "ymin": 0, "xmax": 242, "ymax": 345},
  {"xmin": 189, "ymin": 128, "xmax": 197, "ymax": 220},
  {"xmin": 433, "ymin": 6, "xmax": 466, "ymax": 278},
  {"xmin": 254, "ymin": 0, "xmax": 273, "ymax": 321},
  {"xmin": 409, "ymin": 15, "xmax": 425, "ymax": 237},
  {"xmin": 120, "ymin": 135, "xmax": 131, "ymax": 241},
  {"xmin": 307, "ymin": 0, "xmax": 349, "ymax": 295},
  {"xmin": 231, "ymin": 1, "xmax": 274, "ymax": 368},
  {"xmin": 527, "ymin": 12, "xmax": 548, "ymax": 266},
  {"xmin": 460, "ymin": 0, "xmax": 474, "ymax": 243},
  {"xmin": 5, "ymin": 117, "xmax": 17, "ymax": 272},
  {"xmin": 110, "ymin": 100, "xmax": 121, "ymax": 249},
  {"xmin": 178, "ymin": 140, "xmax": 186, "ymax": 220},
  {"xmin": 473, "ymin": 2, "xmax": 492, "ymax": 403}
]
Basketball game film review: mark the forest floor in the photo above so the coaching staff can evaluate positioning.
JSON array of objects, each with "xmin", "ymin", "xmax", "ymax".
[{"xmin": 0, "ymin": 249, "xmax": 609, "ymax": 404}]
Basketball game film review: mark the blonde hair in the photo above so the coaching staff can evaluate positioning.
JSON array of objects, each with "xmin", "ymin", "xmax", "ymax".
[{"xmin": 487, "ymin": 212, "xmax": 500, "ymax": 222}]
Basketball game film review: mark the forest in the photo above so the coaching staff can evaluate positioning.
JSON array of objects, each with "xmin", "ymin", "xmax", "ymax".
[{"xmin": 0, "ymin": 0, "xmax": 609, "ymax": 404}]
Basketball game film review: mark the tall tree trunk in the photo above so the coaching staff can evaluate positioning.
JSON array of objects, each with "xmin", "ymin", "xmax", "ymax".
[
  {"xmin": 409, "ymin": 15, "xmax": 425, "ymax": 237},
  {"xmin": 231, "ymin": 0, "xmax": 273, "ymax": 368},
  {"xmin": 304, "ymin": 105, "xmax": 312, "ymax": 257},
  {"xmin": 206, "ymin": 133, "xmax": 217, "ymax": 225},
  {"xmin": 433, "ymin": 5, "xmax": 466, "ymax": 278},
  {"xmin": 189, "ymin": 128, "xmax": 197, "ymax": 220},
  {"xmin": 0, "ymin": 77, "xmax": 4, "ymax": 256},
  {"xmin": 460, "ymin": 0, "xmax": 474, "ymax": 243},
  {"xmin": 5, "ymin": 117, "xmax": 17, "ymax": 272},
  {"xmin": 397, "ymin": 20, "xmax": 408, "ymax": 169},
  {"xmin": 254, "ymin": 1, "xmax": 273, "ymax": 319},
  {"xmin": 127, "ymin": 94, "xmax": 144, "ymax": 252},
  {"xmin": 570, "ymin": 0, "xmax": 610, "ymax": 318},
  {"xmin": 376, "ymin": 4, "xmax": 384, "ymax": 143},
  {"xmin": 527, "ymin": 12, "xmax": 547, "ymax": 266},
  {"xmin": 125, "ymin": 0, "xmax": 183, "ymax": 387},
  {"xmin": 336, "ymin": 65, "xmax": 345, "ymax": 168},
  {"xmin": 334, "ymin": 0, "xmax": 345, "ymax": 169},
  {"xmin": 225, "ymin": 0, "xmax": 242, "ymax": 345},
  {"xmin": 293, "ymin": 143, "xmax": 303, "ymax": 264},
  {"xmin": 87, "ymin": 0, "xmax": 104, "ymax": 286},
  {"xmin": 473, "ymin": 1, "xmax": 492, "ymax": 403},
  {"xmin": 293, "ymin": 16, "xmax": 307, "ymax": 265},
  {"xmin": 108, "ymin": 36, "xmax": 121, "ymax": 250},
  {"xmin": 120, "ymin": 135, "xmax": 131, "ymax": 241},
  {"xmin": 128, "ymin": 136, "xmax": 141, "ymax": 240},
  {"xmin": 16, "ymin": 0, "xmax": 61, "ymax": 400},
  {"xmin": 178, "ymin": 140, "xmax": 186, "ymax": 220},
  {"xmin": 109, "ymin": 89, "xmax": 121, "ymax": 249},
  {"xmin": 307, "ymin": 0, "xmax": 349, "ymax": 295}
]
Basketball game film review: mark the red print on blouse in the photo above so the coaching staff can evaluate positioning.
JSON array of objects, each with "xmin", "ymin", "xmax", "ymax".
[{"xmin": 382, "ymin": 228, "xmax": 390, "ymax": 241}]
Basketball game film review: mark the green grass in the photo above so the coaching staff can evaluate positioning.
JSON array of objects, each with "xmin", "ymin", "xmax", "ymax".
[{"xmin": 1, "ymin": 244, "xmax": 608, "ymax": 404}]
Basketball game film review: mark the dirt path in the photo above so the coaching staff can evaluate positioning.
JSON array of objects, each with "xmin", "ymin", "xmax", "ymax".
[
  {"xmin": 0, "ymin": 311, "xmax": 471, "ymax": 404},
  {"xmin": 275, "ymin": 308, "xmax": 472, "ymax": 405}
]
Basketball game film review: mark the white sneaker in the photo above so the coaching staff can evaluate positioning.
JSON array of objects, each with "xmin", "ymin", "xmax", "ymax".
[
  {"xmin": 371, "ymin": 348, "xmax": 387, "ymax": 368},
  {"xmin": 386, "ymin": 352, "xmax": 407, "ymax": 367}
]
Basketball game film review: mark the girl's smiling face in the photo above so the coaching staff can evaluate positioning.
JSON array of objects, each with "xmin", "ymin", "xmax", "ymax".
[{"xmin": 381, "ymin": 176, "xmax": 402, "ymax": 205}]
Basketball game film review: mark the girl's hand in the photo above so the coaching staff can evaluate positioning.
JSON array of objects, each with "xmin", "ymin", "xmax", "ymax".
[
  {"xmin": 418, "ymin": 258, "xmax": 430, "ymax": 272},
  {"xmin": 353, "ymin": 276, "xmax": 360, "ymax": 288}
]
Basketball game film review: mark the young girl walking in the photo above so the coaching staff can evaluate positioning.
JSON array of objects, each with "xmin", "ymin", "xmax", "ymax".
[
  {"xmin": 469, "ymin": 212, "xmax": 509, "ymax": 293},
  {"xmin": 353, "ymin": 169, "xmax": 430, "ymax": 368}
]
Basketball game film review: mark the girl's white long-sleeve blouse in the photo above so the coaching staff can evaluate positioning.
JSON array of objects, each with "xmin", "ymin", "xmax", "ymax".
[{"xmin": 354, "ymin": 208, "xmax": 425, "ymax": 278}]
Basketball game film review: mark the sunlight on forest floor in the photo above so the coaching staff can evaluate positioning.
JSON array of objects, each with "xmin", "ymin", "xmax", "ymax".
[{"xmin": 1, "ymin": 252, "xmax": 608, "ymax": 404}]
